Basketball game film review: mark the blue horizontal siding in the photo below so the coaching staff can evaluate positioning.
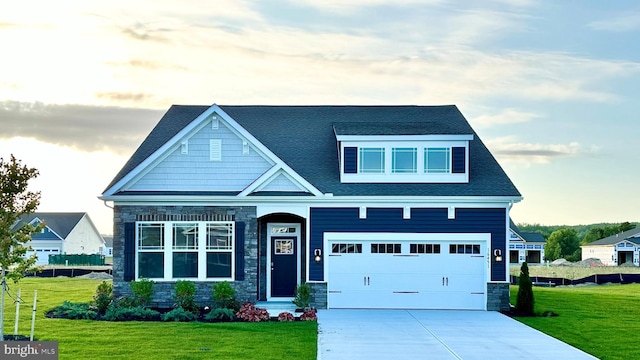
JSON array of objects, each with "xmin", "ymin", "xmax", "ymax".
[{"xmin": 309, "ymin": 207, "xmax": 506, "ymax": 281}]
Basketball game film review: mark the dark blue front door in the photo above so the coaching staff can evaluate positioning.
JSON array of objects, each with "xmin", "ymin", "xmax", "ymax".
[{"xmin": 271, "ymin": 236, "xmax": 297, "ymax": 297}]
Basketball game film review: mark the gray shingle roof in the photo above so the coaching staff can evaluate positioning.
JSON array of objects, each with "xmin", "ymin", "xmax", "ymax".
[
  {"xmin": 14, "ymin": 212, "xmax": 85, "ymax": 239},
  {"xmin": 585, "ymin": 228, "xmax": 640, "ymax": 246},
  {"xmin": 104, "ymin": 105, "xmax": 521, "ymax": 197},
  {"xmin": 521, "ymin": 232, "xmax": 546, "ymax": 243}
]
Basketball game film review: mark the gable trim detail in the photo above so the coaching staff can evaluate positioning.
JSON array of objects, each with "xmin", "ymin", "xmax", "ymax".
[{"xmin": 102, "ymin": 105, "xmax": 322, "ymax": 197}]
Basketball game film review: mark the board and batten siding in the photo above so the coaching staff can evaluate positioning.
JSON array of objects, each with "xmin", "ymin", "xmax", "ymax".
[
  {"xmin": 128, "ymin": 120, "xmax": 273, "ymax": 191},
  {"xmin": 309, "ymin": 207, "xmax": 507, "ymax": 282}
]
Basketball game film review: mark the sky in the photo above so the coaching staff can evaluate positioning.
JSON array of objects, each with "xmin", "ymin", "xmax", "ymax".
[{"xmin": 1, "ymin": 0, "xmax": 639, "ymax": 235}]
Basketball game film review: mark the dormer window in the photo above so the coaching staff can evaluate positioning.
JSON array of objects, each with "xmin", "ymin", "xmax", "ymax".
[
  {"xmin": 425, "ymin": 148, "xmax": 450, "ymax": 173},
  {"xmin": 392, "ymin": 148, "xmax": 417, "ymax": 173},
  {"xmin": 335, "ymin": 122, "xmax": 472, "ymax": 184},
  {"xmin": 360, "ymin": 148, "xmax": 385, "ymax": 173}
]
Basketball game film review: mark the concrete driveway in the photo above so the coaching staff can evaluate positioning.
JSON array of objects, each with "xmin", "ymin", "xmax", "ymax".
[{"xmin": 317, "ymin": 310, "xmax": 597, "ymax": 360}]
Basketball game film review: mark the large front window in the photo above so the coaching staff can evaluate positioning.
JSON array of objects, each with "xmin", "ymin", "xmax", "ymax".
[{"xmin": 136, "ymin": 221, "xmax": 235, "ymax": 280}]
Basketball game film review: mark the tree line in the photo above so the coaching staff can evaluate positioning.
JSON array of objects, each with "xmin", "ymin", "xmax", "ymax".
[{"xmin": 517, "ymin": 222, "xmax": 638, "ymax": 262}]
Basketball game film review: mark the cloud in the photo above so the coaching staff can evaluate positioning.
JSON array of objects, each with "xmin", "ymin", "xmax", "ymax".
[
  {"xmin": 472, "ymin": 109, "xmax": 541, "ymax": 127},
  {"xmin": 0, "ymin": 101, "xmax": 164, "ymax": 154},
  {"xmin": 287, "ymin": 0, "xmax": 443, "ymax": 13},
  {"xmin": 121, "ymin": 22, "xmax": 174, "ymax": 42},
  {"xmin": 589, "ymin": 13, "xmax": 640, "ymax": 32},
  {"xmin": 95, "ymin": 92, "xmax": 155, "ymax": 102},
  {"xmin": 484, "ymin": 136, "xmax": 598, "ymax": 165}
]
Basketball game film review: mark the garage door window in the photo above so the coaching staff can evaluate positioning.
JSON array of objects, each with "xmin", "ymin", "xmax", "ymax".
[
  {"xmin": 410, "ymin": 244, "xmax": 441, "ymax": 254},
  {"xmin": 371, "ymin": 243, "xmax": 401, "ymax": 254},
  {"xmin": 450, "ymin": 244, "xmax": 481, "ymax": 254},
  {"xmin": 332, "ymin": 243, "xmax": 362, "ymax": 254}
]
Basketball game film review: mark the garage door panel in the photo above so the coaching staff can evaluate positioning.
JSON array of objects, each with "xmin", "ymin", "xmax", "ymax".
[{"xmin": 327, "ymin": 238, "xmax": 488, "ymax": 310}]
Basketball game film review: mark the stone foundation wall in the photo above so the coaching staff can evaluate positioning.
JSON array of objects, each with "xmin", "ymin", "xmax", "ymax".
[
  {"xmin": 487, "ymin": 282, "xmax": 510, "ymax": 311},
  {"xmin": 112, "ymin": 205, "xmax": 257, "ymax": 307},
  {"xmin": 308, "ymin": 282, "xmax": 327, "ymax": 309}
]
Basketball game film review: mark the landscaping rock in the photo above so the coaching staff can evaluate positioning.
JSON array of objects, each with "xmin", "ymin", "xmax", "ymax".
[
  {"xmin": 550, "ymin": 259, "xmax": 571, "ymax": 266},
  {"xmin": 78, "ymin": 272, "xmax": 113, "ymax": 280}
]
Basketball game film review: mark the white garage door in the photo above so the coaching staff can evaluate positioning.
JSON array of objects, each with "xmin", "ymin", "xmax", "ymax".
[
  {"xmin": 326, "ymin": 234, "xmax": 488, "ymax": 310},
  {"xmin": 26, "ymin": 248, "xmax": 61, "ymax": 265}
]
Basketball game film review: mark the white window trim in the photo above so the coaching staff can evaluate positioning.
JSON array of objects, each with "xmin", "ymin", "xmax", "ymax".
[{"xmin": 136, "ymin": 221, "xmax": 235, "ymax": 281}]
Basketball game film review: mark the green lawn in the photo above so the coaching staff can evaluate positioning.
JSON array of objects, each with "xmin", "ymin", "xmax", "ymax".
[
  {"xmin": 1, "ymin": 278, "xmax": 317, "ymax": 360},
  {"xmin": 510, "ymin": 284, "xmax": 640, "ymax": 360}
]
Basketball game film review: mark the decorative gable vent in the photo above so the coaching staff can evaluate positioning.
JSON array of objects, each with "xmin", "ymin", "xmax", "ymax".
[{"xmin": 210, "ymin": 139, "xmax": 222, "ymax": 161}]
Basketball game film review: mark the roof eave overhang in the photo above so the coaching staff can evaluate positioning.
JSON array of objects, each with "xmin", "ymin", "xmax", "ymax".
[{"xmin": 99, "ymin": 194, "xmax": 523, "ymax": 205}]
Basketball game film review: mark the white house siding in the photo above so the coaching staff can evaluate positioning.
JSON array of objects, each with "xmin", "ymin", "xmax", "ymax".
[
  {"xmin": 63, "ymin": 215, "xmax": 105, "ymax": 254},
  {"xmin": 128, "ymin": 120, "xmax": 273, "ymax": 191},
  {"xmin": 582, "ymin": 245, "xmax": 615, "ymax": 266}
]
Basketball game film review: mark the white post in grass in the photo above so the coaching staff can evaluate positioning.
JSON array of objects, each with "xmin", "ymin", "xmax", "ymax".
[
  {"xmin": 14, "ymin": 288, "xmax": 21, "ymax": 336},
  {"xmin": 1, "ymin": 268, "xmax": 5, "ymax": 341},
  {"xmin": 30, "ymin": 290, "xmax": 37, "ymax": 341}
]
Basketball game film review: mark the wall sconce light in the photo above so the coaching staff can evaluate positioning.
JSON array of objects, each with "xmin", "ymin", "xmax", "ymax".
[
  {"xmin": 494, "ymin": 249, "xmax": 503, "ymax": 262},
  {"xmin": 314, "ymin": 249, "xmax": 322, "ymax": 263}
]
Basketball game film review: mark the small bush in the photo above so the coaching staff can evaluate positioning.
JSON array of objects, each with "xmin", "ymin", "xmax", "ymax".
[
  {"xmin": 299, "ymin": 308, "xmax": 317, "ymax": 321},
  {"xmin": 162, "ymin": 307, "xmax": 197, "ymax": 322},
  {"xmin": 292, "ymin": 283, "xmax": 311, "ymax": 309},
  {"xmin": 103, "ymin": 304, "xmax": 160, "ymax": 321},
  {"xmin": 93, "ymin": 281, "xmax": 113, "ymax": 313},
  {"xmin": 112, "ymin": 296, "xmax": 140, "ymax": 309},
  {"xmin": 235, "ymin": 302, "xmax": 270, "ymax": 322},
  {"xmin": 205, "ymin": 308, "xmax": 235, "ymax": 322},
  {"xmin": 49, "ymin": 301, "xmax": 98, "ymax": 320},
  {"xmin": 130, "ymin": 278, "xmax": 154, "ymax": 307},
  {"xmin": 277, "ymin": 312, "xmax": 295, "ymax": 322},
  {"xmin": 212, "ymin": 281, "xmax": 240, "ymax": 311},
  {"xmin": 174, "ymin": 280, "xmax": 199, "ymax": 315}
]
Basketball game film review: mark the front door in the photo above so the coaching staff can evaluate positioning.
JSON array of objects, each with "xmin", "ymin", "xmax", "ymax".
[
  {"xmin": 268, "ymin": 224, "xmax": 300, "ymax": 299},
  {"xmin": 271, "ymin": 237, "xmax": 297, "ymax": 297}
]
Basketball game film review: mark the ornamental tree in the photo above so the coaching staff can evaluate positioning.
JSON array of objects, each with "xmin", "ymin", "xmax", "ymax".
[
  {"xmin": 0, "ymin": 155, "xmax": 42, "ymax": 340},
  {"xmin": 0, "ymin": 155, "xmax": 42, "ymax": 281},
  {"xmin": 515, "ymin": 262, "xmax": 534, "ymax": 315}
]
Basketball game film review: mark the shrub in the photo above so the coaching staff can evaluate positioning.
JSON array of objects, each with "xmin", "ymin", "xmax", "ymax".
[
  {"xmin": 205, "ymin": 308, "xmax": 235, "ymax": 322},
  {"xmin": 516, "ymin": 262, "xmax": 535, "ymax": 315},
  {"xmin": 277, "ymin": 312, "xmax": 295, "ymax": 322},
  {"xmin": 299, "ymin": 308, "xmax": 317, "ymax": 321},
  {"xmin": 174, "ymin": 280, "xmax": 199, "ymax": 315},
  {"xmin": 130, "ymin": 278, "xmax": 154, "ymax": 307},
  {"xmin": 103, "ymin": 304, "xmax": 160, "ymax": 321},
  {"xmin": 162, "ymin": 307, "xmax": 197, "ymax": 322},
  {"xmin": 112, "ymin": 296, "xmax": 140, "ymax": 309},
  {"xmin": 212, "ymin": 281, "xmax": 240, "ymax": 311},
  {"xmin": 235, "ymin": 302, "xmax": 270, "ymax": 322},
  {"xmin": 49, "ymin": 301, "xmax": 98, "ymax": 320},
  {"xmin": 292, "ymin": 283, "xmax": 311, "ymax": 309},
  {"xmin": 93, "ymin": 281, "xmax": 113, "ymax": 313}
]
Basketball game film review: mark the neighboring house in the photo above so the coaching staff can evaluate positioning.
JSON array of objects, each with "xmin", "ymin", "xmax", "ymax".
[
  {"xmin": 100, "ymin": 104, "xmax": 522, "ymax": 311},
  {"xmin": 13, "ymin": 212, "xmax": 106, "ymax": 265},
  {"xmin": 102, "ymin": 236, "xmax": 113, "ymax": 256},
  {"xmin": 509, "ymin": 220, "xmax": 546, "ymax": 264},
  {"xmin": 581, "ymin": 228, "xmax": 640, "ymax": 266}
]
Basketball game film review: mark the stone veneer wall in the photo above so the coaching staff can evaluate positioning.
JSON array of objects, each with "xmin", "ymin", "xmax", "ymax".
[
  {"xmin": 112, "ymin": 205, "xmax": 257, "ymax": 308},
  {"xmin": 308, "ymin": 282, "xmax": 327, "ymax": 309},
  {"xmin": 487, "ymin": 282, "xmax": 510, "ymax": 311}
]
